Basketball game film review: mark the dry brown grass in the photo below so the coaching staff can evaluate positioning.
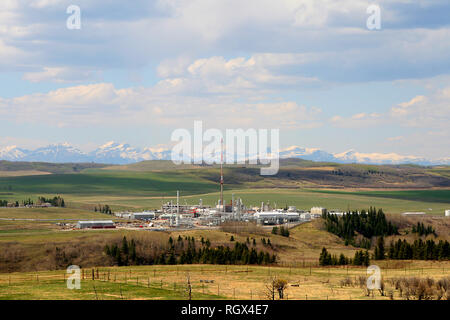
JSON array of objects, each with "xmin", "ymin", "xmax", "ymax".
[{"xmin": 0, "ymin": 170, "xmax": 51, "ymax": 177}]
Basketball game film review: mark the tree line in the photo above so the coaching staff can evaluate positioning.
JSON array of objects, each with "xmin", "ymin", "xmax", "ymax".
[
  {"xmin": 37, "ymin": 196, "xmax": 65, "ymax": 207},
  {"xmin": 387, "ymin": 238, "xmax": 450, "ymax": 260},
  {"xmin": 271, "ymin": 226, "xmax": 290, "ymax": 237},
  {"xmin": 411, "ymin": 222, "xmax": 437, "ymax": 237},
  {"xmin": 104, "ymin": 236, "xmax": 277, "ymax": 266},
  {"xmin": 0, "ymin": 196, "xmax": 65, "ymax": 207},
  {"xmin": 319, "ymin": 247, "xmax": 370, "ymax": 266},
  {"xmin": 94, "ymin": 204, "xmax": 112, "ymax": 214},
  {"xmin": 322, "ymin": 207, "xmax": 398, "ymax": 248}
]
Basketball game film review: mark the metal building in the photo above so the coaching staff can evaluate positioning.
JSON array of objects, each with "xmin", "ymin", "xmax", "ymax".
[
  {"xmin": 131, "ymin": 212, "xmax": 156, "ymax": 220},
  {"xmin": 76, "ymin": 220, "xmax": 115, "ymax": 229},
  {"xmin": 254, "ymin": 211, "xmax": 300, "ymax": 225}
]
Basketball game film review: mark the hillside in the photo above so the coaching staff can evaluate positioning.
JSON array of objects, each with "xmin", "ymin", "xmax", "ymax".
[{"xmin": 0, "ymin": 161, "xmax": 108, "ymax": 175}]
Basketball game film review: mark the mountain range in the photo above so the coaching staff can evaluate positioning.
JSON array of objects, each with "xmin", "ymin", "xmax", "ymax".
[{"xmin": 0, "ymin": 142, "xmax": 448, "ymax": 166}]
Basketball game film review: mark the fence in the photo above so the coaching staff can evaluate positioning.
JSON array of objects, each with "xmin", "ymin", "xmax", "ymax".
[{"xmin": 0, "ymin": 263, "xmax": 448, "ymax": 300}]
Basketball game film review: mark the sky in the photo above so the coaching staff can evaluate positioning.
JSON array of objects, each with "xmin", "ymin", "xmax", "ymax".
[{"xmin": 0, "ymin": 0, "xmax": 449, "ymax": 159}]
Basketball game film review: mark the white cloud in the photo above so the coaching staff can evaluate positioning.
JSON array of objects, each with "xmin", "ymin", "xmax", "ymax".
[
  {"xmin": 22, "ymin": 67, "xmax": 101, "ymax": 83},
  {"xmin": 154, "ymin": 54, "xmax": 320, "ymax": 96},
  {"xmin": 1, "ymin": 0, "xmax": 449, "ymax": 83},
  {"xmin": 0, "ymin": 82, "xmax": 322, "ymax": 129},
  {"xmin": 331, "ymin": 85, "xmax": 450, "ymax": 130}
]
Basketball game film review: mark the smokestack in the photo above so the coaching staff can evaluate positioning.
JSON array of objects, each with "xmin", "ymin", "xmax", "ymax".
[
  {"xmin": 232, "ymin": 193, "xmax": 235, "ymax": 219},
  {"xmin": 220, "ymin": 138, "xmax": 224, "ymax": 213},
  {"xmin": 170, "ymin": 200, "xmax": 173, "ymax": 226},
  {"xmin": 176, "ymin": 190, "xmax": 179, "ymax": 226}
]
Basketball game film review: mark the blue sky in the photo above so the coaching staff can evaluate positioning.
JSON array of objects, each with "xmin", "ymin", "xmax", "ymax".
[{"xmin": 0, "ymin": 0, "xmax": 449, "ymax": 159}]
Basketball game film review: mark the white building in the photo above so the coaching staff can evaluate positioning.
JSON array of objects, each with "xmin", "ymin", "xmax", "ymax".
[
  {"xmin": 311, "ymin": 207, "xmax": 327, "ymax": 215},
  {"xmin": 445, "ymin": 210, "xmax": 450, "ymax": 217},
  {"xmin": 131, "ymin": 212, "xmax": 155, "ymax": 220},
  {"xmin": 159, "ymin": 213, "xmax": 177, "ymax": 220},
  {"xmin": 76, "ymin": 220, "xmax": 115, "ymax": 229},
  {"xmin": 300, "ymin": 213, "xmax": 311, "ymax": 220},
  {"xmin": 402, "ymin": 212, "xmax": 426, "ymax": 216},
  {"xmin": 328, "ymin": 211, "xmax": 345, "ymax": 216},
  {"xmin": 254, "ymin": 211, "xmax": 299, "ymax": 225}
]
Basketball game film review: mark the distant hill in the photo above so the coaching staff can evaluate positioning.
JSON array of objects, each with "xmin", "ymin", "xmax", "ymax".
[
  {"xmin": 0, "ymin": 158, "xmax": 449, "ymax": 189},
  {"xmin": 0, "ymin": 160, "xmax": 108, "ymax": 175}
]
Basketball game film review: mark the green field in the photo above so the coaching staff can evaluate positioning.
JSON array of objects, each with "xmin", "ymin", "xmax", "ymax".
[
  {"xmin": 308, "ymin": 189, "xmax": 450, "ymax": 203},
  {"xmin": 0, "ymin": 207, "xmax": 113, "ymax": 220},
  {"xmin": 52, "ymin": 188, "xmax": 449, "ymax": 215},
  {"xmin": 0, "ymin": 165, "xmax": 449, "ymax": 214},
  {"xmin": 0, "ymin": 170, "xmax": 218, "ymax": 197}
]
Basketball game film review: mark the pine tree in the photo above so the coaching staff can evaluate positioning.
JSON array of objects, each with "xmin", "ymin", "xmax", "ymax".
[{"xmin": 121, "ymin": 236, "xmax": 129, "ymax": 255}]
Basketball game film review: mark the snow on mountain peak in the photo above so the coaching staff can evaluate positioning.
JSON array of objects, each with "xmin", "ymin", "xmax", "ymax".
[{"xmin": 0, "ymin": 142, "xmax": 448, "ymax": 165}]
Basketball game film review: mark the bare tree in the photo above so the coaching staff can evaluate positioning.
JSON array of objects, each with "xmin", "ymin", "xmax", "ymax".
[
  {"xmin": 186, "ymin": 273, "xmax": 192, "ymax": 300},
  {"xmin": 264, "ymin": 276, "xmax": 288, "ymax": 300}
]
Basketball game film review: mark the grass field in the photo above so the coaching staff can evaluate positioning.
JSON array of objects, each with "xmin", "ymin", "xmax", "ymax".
[
  {"xmin": 0, "ymin": 170, "xmax": 218, "ymax": 197},
  {"xmin": 57, "ymin": 188, "xmax": 449, "ymax": 215},
  {"xmin": 0, "ymin": 207, "xmax": 113, "ymax": 220},
  {"xmin": 1, "ymin": 261, "xmax": 449, "ymax": 300},
  {"xmin": 0, "ymin": 160, "xmax": 448, "ymax": 216},
  {"xmin": 0, "ymin": 212, "xmax": 449, "ymax": 300},
  {"xmin": 308, "ymin": 189, "xmax": 450, "ymax": 203},
  {"xmin": 0, "ymin": 161, "xmax": 449, "ymax": 300}
]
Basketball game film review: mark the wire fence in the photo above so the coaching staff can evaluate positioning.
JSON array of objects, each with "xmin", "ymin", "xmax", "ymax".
[{"xmin": 0, "ymin": 264, "xmax": 448, "ymax": 300}]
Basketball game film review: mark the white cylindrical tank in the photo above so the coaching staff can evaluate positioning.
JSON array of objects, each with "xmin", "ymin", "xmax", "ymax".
[{"xmin": 445, "ymin": 210, "xmax": 450, "ymax": 217}]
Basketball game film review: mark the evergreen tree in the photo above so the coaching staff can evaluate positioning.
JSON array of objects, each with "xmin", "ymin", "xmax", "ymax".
[{"xmin": 121, "ymin": 236, "xmax": 129, "ymax": 255}]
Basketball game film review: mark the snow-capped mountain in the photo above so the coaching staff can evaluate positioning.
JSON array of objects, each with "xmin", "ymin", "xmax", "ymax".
[
  {"xmin": 91, "ymin": 142, "xmax": 155, "ymax": 164},
  {"xmin": 279, "ymin": 146, "xmax": 336, "ymax": 162},
  {"xmin": 22, "ymin": 143, "xmax": 89, "ymax": 163},
  {"xmin": 332, "ymin": 149, "xmax": 433, "ymax": 165},
  {"xmin": 0, "ymin": 146, "xmax": 28, "ymax": 161},
  {"xmin": 0, "ymin": 142, "xmax": 449, "ymax": 166}
]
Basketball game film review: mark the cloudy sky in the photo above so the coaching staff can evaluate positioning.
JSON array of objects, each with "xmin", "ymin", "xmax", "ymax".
[{"xmin": 1, "ymin": 0, "xmax": 449, "ymax": 158}]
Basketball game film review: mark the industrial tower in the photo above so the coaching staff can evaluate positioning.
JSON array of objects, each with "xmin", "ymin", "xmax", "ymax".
[{"xmin": 220, "ymin": 138, "xmax": 224, "ymax": 213}]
